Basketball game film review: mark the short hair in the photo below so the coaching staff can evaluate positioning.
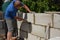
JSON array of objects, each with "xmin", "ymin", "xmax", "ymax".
[{"xmin": 14, "ymin": 1, "xmax": 20, "ymax": 7}]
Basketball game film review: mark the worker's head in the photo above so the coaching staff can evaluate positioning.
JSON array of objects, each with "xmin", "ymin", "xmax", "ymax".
[{"xmin": 14, "ymin": 1, "xmax": 21, "ymax": 9}]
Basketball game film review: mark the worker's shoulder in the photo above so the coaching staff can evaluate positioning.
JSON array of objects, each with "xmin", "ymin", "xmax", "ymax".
[
  {"xmin": 6, "ymin": 6, "xmax": 13, "ymax": 13},
  {"xmin": 6, "ymin": 3, "xmax": 14, "ymax": 10}
]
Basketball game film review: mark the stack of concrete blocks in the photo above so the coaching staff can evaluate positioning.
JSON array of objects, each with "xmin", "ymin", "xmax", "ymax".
[
  {"xmin": 46, "ymin": 12, "xmax": 60, "ymax": 40},
  {"xmin": 17, "ymin": 12, "xmax": 60, "ymax": 40}
]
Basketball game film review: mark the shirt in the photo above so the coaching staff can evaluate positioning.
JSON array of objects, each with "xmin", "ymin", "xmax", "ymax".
[{"xmin": 4, "ymin": 0, "xmax": 24, "ymax": 19}]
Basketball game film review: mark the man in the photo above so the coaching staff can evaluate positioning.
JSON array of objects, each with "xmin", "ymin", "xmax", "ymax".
[{"xmin": 4, "ymin": 0, "xmax": 31, "ymax": 40}]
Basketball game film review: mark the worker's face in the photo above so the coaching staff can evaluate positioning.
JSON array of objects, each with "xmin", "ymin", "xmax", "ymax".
[
  {"xmin": 16, "ymin": 6, "xmax": 20, "ymax": 9},
  {"xmin": 14, "ymin": 5, "xmax": 20, "ymax": 9},
  {"xmin": 14, "ymin": 1, "xmax": 21, "ymax": 9}
]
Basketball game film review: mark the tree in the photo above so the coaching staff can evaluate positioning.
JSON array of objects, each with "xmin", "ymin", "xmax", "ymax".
[
  {"xmin": 0, "ymin": 0, "xmax": 3, "ymax": 11},
  {"xmin": 19, "ymin": 0, "xmax": 49, "ymax": 13}
]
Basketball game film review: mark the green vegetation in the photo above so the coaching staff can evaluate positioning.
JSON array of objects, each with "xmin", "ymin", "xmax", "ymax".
[
  {"xmin": 20, "ymin": 0, "xmax": 60, "ymax": 13},
  {"xmin": 0, "ymin": 0, "xmax": 60, "ymax": 13},
  {"xmin": 0, "ymin": 0, "xmax": 3, "ymax": 11},
  {"xmin": 20, "ymin": 0, "xmax": 49, "ymax": 13}
]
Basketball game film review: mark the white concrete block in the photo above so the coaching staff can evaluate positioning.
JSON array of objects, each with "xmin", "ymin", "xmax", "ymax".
[
  {"xmin": 27, "ymin": 33, "xmax": 40, "ymax": 40},
  {"xmin": 24, "ymin": 38, "xmax": 27, "ymax": 40},
  {"xmin": 31, "ymin": 24, "xmax": 45, "ymax": 37},
  {"xmin": 54, "ymin": 14, "xmax": 60, "ymax": 28},
  {"xmin": 17, "ymin": 21, "xmax": 23, "ymax": 29},
  {"xmin": 50, "ymin": 28, "xmax": 60, "ymax": 38},
  {"xmin": 49, "ymin": 37, "xmax": 60, "ymax": 40},
  {"xmin": 27, "ymin": 13, "xmax": 34, "ymax": 23},
  {"xmin": 35, "ymin": 13, "xmax": 51, "ymax": 25},
  {"xmin": 41, "ymin": 38, "xmax": 45, "ymax": 40}
]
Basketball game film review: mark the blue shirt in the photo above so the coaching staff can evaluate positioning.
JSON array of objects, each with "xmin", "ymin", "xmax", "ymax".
[{"xmin": 4, "ymin": 0, "xmax": 24, "ymax": 19}]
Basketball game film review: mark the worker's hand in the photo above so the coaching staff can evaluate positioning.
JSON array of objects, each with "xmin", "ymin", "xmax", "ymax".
[
  {"xmin": 17, "ymin": 19, "xmax": 22, "ymax": 21},
  {"xmin": 17, "ymin": 18, "xmax": 23, "ymax": 21},
  {"xmin": 30, "ymin": 11, "xmax": 36, "ymax": 14},
  {"xmin": 11, "ymin": 37, "xmax": 17, "ymax": 40}
]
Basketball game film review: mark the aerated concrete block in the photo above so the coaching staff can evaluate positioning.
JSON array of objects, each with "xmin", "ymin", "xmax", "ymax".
[
  {"xmin": 35, "ymin": 13, "xmax": 51, "ymax": 25},
  {"xmin": 50, "ymin": 28, "xmax": 60, "ymax": 38},
  {"xmin": 31, "ymin": 24, "xmax": 46, "ymax": 37},
  {"xmin": 27, "ymin": 13, "xmax": 34, "ymax": 23},
  {"xmin": 41, "ymin": 38, "xmax": 45, "ymax": 40},
  {"xmin": 54, "ymin": 14, "xmax": 60, "ymax": 28},
  {"xmin": 27, "ymin": 33, "xmax": 40, "ymax": 40}
]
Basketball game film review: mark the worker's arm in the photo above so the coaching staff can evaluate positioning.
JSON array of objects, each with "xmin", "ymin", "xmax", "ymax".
[
  {"xmin": 19, "ymin": 2, "xmax": 31, "ymax": 13},
  {"xmin": 14, "ymin": 16, "xmax": 23, "ymax": 21},
  {"xmin": 22, "ymin": 5, "xmax": 31, "ymax": 13}
]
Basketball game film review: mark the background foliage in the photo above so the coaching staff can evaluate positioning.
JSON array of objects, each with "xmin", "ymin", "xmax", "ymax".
[
  {"xmin": 0, "ymin": 0, "xmax": 60, "ymax": 13},
  {"xmin": 20, "ymin": 0, "xmax": 60, "ymax": 13},
  {"xmin": 20, "ymin": 0, "xmax": 49, "ymax": 13},
  {"xmin": 0, "ymin": 0, "xmax": 3, "ymax": 11}
]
